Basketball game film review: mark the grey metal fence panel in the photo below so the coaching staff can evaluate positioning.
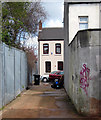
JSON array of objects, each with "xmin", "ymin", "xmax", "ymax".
[
  {"xmin": 4, "ymin": 46, "xmax": 15, "ymax": 105},
  {"xmin": 15, "ymin": 49, "xmax": 21, "ymax": 97},
  {"xmin": 0, "ymin": 43, "xmax": 3, "ymax": 108},
  {"xmin": 2, "ymin": 44, "xmax": 5, "ymax": 107},
  {"xmin": 24, "ymin": 54, "xmax": 27, "ymax": 88},
  {"xmin": 0, "ymin": 42, "xmax": 29, "ymax": 108},
  {"xmin": 24, "ymin": 53, "xmax": 27, "ymax": 88},
  {"xmin": 20, "ymin": 52, "xmax": 26, "ymax": 91}
]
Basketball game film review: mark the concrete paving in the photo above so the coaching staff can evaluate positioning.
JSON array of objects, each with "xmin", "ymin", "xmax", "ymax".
[{"xmin": 0, "ymin": 82, "xmax": 100, "ymax": 119}]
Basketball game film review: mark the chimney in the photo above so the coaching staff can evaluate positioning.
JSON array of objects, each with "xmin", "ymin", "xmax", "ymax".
[{"xmin": 39, "ymin": 20, "xmax": 42, "ymax": 31}]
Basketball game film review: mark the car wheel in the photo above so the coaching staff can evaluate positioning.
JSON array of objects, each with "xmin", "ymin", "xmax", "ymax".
[{"xmin": 42, "ymin": 77, "xmax": 47, "ymax": 82}]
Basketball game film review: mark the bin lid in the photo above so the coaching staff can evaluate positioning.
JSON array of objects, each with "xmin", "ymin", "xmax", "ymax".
[{"xmin": 33, "ymin": 74, "xmax": 40, "ymax": 76}]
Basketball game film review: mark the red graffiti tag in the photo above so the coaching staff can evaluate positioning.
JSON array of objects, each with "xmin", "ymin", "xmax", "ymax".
[{"xmin": 80, "ymin": 64, "xmax": 91, "ymax": 95}]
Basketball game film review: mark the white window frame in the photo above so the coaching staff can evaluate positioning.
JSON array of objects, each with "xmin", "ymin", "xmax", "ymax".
[{"xmin": 79, "ymin": 16, "xmax": 88, "ymax": 30}]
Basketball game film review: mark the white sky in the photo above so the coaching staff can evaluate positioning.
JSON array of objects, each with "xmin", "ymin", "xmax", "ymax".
[
  {"xmin": 42, "ymin": 1, "xmax": 64, "ymax": 27},
  {"xmin": 26, "ymin": 0, "xmax": 64, "ymax": 54}
]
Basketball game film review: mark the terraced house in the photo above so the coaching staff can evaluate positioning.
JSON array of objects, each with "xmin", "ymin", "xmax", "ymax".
[{"xmin": 38, "ymin": 21, "xmax": 64, "ymax": 76}]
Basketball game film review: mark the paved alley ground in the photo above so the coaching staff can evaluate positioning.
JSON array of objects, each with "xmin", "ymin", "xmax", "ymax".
[{"xmin": 0, "ymin": 82, "xmax": 100, "ymax": 120}]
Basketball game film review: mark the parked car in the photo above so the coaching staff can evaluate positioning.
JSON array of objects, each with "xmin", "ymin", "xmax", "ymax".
[
  {"xmin": 49, "ymin": 71, "xmax": 64, "ymax": 82},
  {"xmin": 41, "ymin": 74, "xmax": 49, "ymax": 82},
  {"xmin": 48, "ymin": 71, "xmax": 58, "ymax": 81}
]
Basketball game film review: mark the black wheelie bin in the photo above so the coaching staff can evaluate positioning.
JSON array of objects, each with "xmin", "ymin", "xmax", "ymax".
[{"xmin": 34, "ymin": 74, "xmax": 40, "ymax": 85}]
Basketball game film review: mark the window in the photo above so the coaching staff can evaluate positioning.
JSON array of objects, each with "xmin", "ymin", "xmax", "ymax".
[
  {"xmin": 58, "ymin": 61, "xmax": 63, "ymax": 70},
  {"xmin": 45, "ymin": 61, "xmax": 51, "ymax": 73},
  {"xmin": 43, "ymin": 44, "xmax": 49, "ymax": 54},
  {"xmin": 55, "ymin": 43, "xmax": 61, "ymax": 54},
  {"xmin": 79, "ymin": 16, "xmax": 88, "ymax": 30},
  {"xmin": 59, "ymin": 71, "xmax": 64, "ymax": 75},
  {"xmin": 56, "ymin": 71, "xmax": 64, "ymax": 75}
]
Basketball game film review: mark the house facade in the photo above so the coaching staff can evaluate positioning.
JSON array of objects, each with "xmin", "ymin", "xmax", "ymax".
[
  {"xmin": 64, "ymin": 0, "xmax": 101, "ymax": 116},
  {"xmin": 38, "ymin": 22, "xmax": 64, "ymax": 76},
  {"xmin": 64, "ymin": 0, "xmax": 101, "ymax": 44}
]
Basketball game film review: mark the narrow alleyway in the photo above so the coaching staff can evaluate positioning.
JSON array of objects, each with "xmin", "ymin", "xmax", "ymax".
[{"xmin": 0, "ymin": 82, "xmax": 100, "ymax": 119}]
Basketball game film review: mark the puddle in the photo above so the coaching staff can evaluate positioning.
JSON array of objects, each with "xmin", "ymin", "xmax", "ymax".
[{"xmin": 40, "ymin": 91, "xmax": 66, "ymax": 97}]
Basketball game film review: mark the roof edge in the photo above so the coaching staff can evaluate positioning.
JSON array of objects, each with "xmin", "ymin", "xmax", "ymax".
[
  {"xmin": 38, "ymin": 39, "xmax": 64, "ymax": 42},
  {"xmin": 68, "ymin": 28, "xmax": 101, "ymax": 46},
  {"xmin": 64, "ymin": 0, "xmax": 101, "ymax": 4}
]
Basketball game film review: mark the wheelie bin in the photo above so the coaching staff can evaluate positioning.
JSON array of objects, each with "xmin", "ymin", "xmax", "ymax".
[{"xmin": 33, "ymin": 74, "xmax": 40, "ymax": 85}]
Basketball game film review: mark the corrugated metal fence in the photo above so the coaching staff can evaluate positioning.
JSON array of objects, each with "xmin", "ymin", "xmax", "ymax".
[{"xmin": 0, "ymin": 43, "xmax": 27, "ymax": 108}]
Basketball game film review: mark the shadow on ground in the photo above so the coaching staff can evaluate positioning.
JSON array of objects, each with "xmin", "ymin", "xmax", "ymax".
[{"xmin": 1, "ymin": 82, "xmax": 101, "ymax": 119}]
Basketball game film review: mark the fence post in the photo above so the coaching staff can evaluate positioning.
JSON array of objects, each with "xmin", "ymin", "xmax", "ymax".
[
  {"xmin": 3, "ymin": 43, "xmax": 5, "ymax": 106},
  {"xmin": 14, "ymin": 49, "xmax": 15, "ymax": 98},
  {"xmin": 20, "ymin": 52, "xmax": 21, "ymax": 92}
]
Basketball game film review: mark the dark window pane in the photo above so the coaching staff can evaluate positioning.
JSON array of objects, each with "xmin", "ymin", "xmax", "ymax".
[
  {"xmin": 58, "ymin": 61, "xmax": 63, "ymax": 70},
  {"xmin": 56, "ymin": 43, "xmax": 61, "ymax": 54},
  {"xmin": 46, "ymin": 62, "xmax": 51, "ymax": 73},
  {"xmin": 43, "ymin": 44, "xmax": 49, "ymax": 54}
]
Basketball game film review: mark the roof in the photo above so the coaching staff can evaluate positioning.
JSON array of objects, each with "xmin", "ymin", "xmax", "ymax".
[
  {"xmin": 65, "ymin": 0, "xmax": 100, "ymax": 2},
  {"xmin": 38, "ymin": 28, "xmax": 64, "ymax": 41}
]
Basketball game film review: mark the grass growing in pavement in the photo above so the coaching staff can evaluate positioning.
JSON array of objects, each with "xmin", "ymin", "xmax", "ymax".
[
  {"xmin": 22, "ymin": 85, "xmax": 24, "ymax": 88},
  {"xmin": 0, "ymin": 106, "xmax": 5, "ymax": 111},
  {"xmin": 16, "ymin": 94, "xmax": 21, "ymax": 97},
  {"xmin": 0, "ymin": 94, "xmax": 21, "ymax": 111}
]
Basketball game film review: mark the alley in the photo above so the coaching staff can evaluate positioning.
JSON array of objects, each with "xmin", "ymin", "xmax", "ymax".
[{"xmin": 0, "ymin": 83, "xmax": 99, "ymax": 119}]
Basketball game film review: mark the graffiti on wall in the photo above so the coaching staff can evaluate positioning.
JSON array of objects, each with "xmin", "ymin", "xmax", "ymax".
[{"xmin": 80, "ymin": 64, "xmax": 91, "ymax": 95}]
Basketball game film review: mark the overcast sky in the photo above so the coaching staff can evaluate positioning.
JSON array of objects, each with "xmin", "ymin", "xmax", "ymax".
[
  {"xmin": 42, "ymin": 1, "xmax": 64, "ymax": 27},
  {"xmin": 26, "ymin": 0, "xmax": 64, "ymax": 52}
]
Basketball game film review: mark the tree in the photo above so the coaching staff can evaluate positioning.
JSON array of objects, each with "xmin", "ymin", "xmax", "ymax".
[
  {"xmin": 2, "ymin": 2, "xmax": 46, "ymax": 47},
  {"xmin": 25, "ymin": 46, "xmax": 37, "ymax": 85}
]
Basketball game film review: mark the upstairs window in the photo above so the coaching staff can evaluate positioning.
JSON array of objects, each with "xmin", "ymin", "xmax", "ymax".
[
  {"xmin": 79, "ymin": 16, "xmax": 88, "ymax": 30},
  {"xmin": 55, "ymin": 43, "xmax": 61, "ymax": 54},
  {"xmin": 43, "ymin": 44, "xmax": 49, "ymax": 54}
]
